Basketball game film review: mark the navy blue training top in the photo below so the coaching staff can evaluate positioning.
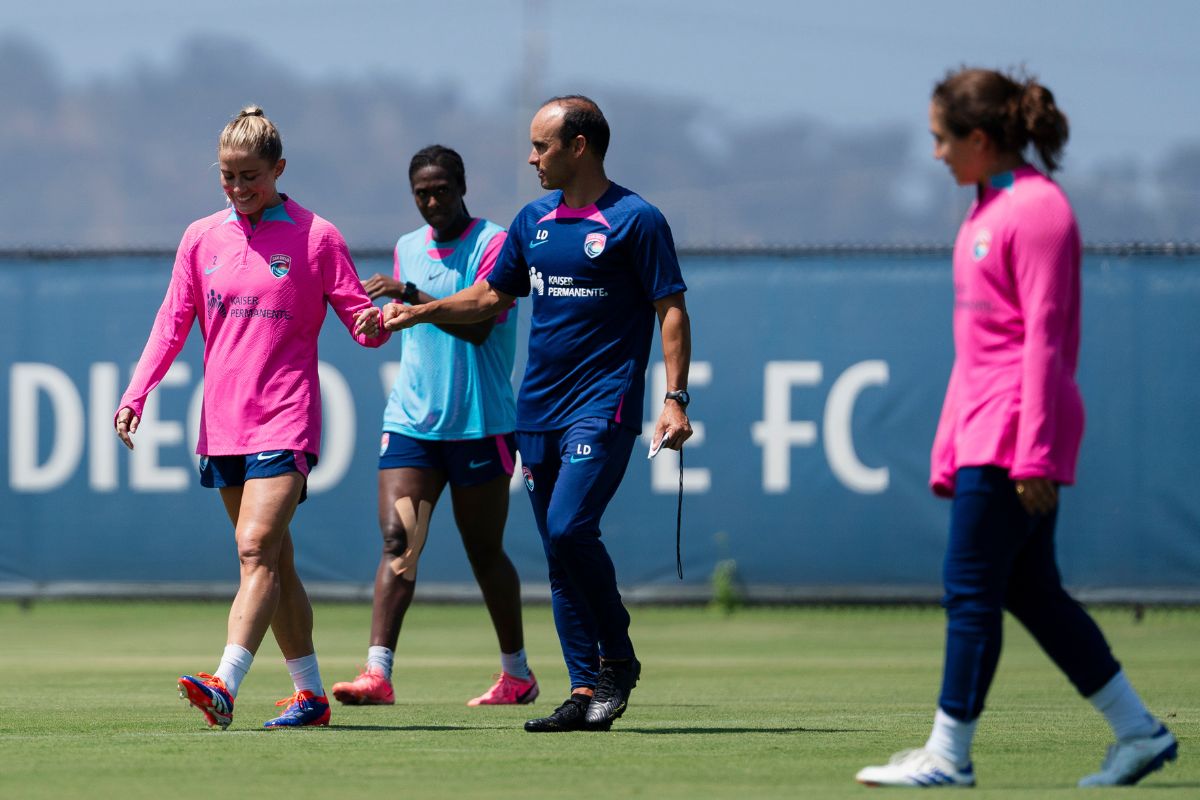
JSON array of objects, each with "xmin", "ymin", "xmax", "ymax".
[{"xmin": 488, "ymin": 182, "xmax": 686, "ymax": 432}]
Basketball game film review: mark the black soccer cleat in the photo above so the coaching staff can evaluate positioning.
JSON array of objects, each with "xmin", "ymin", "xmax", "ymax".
[
  {"xmin": 584, "ymin": 657, "xmax": 641, "ymax": 730},
  {"xmin": 523, "ymin": 692, "xmax": 591, "ymax": 733}
]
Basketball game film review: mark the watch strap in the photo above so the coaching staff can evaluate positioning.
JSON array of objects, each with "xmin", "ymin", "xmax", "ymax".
[{"xmin": 664, "ymin": 390, "xmax": 690, "ymax": 408}]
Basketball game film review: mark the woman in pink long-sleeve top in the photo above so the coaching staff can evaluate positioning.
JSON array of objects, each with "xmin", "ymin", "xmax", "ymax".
[
  {"xmin": 857, "ymin": 69, "xmax": 1177, "ymax": 789},
  {"xmin": 114, "ymin": 107, "xmax": 387, "ymax": 731}
]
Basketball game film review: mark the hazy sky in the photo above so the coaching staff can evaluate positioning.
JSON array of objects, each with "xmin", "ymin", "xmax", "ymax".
[{"xmin": 6, "ymin": 0, "xmax": 1198, "ymax": 171}]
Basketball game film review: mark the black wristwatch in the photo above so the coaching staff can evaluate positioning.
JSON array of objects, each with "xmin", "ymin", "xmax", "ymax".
[
  {"xmin": 401, "ymin": 281, "xmax": 420, "ymax": 305},
  {"xmin": 664, "ymin": 390, "xmax": 690, "ymax": 408}
]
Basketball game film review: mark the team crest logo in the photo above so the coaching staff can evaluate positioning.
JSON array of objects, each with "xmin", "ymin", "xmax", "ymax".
[
  {"xmin": 972, "ymin": 230, "xmax": 991, "ymax": 261},
  {"xmin": 269, "ymin": 254, "xmax": 292, "ymax": 278},
  {"xmin": 380, "ymin": 432, "xmax": 390, "ymax": 456},
  {"xmin": 522, "ymin": 466, "xmax": 535, "ymax": 492},
  {"xmin": 584, "ymin": 232, "xmax": 607, "ymax": 259}
]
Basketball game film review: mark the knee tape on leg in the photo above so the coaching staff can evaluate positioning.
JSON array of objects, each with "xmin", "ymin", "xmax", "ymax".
[{"xmin": 389, "ymin": 498, "xmax": 433, "ymax": 580}]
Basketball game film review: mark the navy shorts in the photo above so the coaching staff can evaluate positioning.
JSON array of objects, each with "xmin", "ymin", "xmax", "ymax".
[
  {"xmin": 378, "ymin": 431, "xmax": 516, "ymax": 487},
  {"xmin": 199, "ymin": 450, "xmax": 318, "ymax": 504}
]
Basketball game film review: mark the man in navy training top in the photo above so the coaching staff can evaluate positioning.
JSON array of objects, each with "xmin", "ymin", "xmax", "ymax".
[{"xmin": 382, "ymin": 94, "xmax": 693, "ymax": 732}]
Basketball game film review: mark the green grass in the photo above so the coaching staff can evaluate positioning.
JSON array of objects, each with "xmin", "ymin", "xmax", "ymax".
[{"xmin": 0, "ymin": 601, "xmax": 1195, "ymax": 798}]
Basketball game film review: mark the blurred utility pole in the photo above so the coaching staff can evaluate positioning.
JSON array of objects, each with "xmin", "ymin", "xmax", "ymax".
[{"xmin": 516, "ymin": 0, "xmax": 547, "ymax": 201}]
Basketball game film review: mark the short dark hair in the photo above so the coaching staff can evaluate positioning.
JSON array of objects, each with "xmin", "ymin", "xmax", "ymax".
[
  {"xmin": 542, "ymin": 95, "xmax": 610, "ymax": 161},
  {"xmin": 408, "ymin": 144, "xmax": 467, "ymax": 190}
]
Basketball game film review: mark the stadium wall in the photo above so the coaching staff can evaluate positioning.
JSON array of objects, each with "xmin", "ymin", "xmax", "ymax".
[{"xmin": 2, "ymin": 250, "xmax": 1197, "ymax": 602}]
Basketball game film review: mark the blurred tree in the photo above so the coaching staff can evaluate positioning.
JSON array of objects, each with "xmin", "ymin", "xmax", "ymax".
[{"xmin": 0, "ymin": 35, "xmax": 1194, "ymax": 248}]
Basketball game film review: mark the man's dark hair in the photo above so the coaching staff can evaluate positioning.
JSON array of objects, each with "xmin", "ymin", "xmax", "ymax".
[
  {"xmin": 543, "ymin": 95, "xmax": 610, "ymax": 161},
  {"xmin": 409, "ymin": 144, "xmax": 467, "ymax": 190}
]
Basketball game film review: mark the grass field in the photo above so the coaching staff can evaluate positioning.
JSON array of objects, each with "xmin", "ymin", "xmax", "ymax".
[{"xmin": 0, "ymin": 601, "xmax": 1195, "ymax": 798}]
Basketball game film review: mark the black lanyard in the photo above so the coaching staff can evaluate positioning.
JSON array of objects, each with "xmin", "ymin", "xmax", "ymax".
[{"xmin": 675, "ymin": 447, "xmax": 684, "ymax": 580}]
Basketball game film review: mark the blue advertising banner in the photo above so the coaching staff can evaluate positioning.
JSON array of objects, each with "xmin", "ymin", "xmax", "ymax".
[{"xmin": 1, "ymin": 253, "xmax": 1197, "ymax": 599}]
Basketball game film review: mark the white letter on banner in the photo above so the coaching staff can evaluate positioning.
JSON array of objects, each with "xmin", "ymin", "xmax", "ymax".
[
  {"xmin": 380, "ymin": 362, "xmax": 401, "ymax": 396},
  {"xmin": 642, "ymin": 361, "xmax": 711, "ymax": 493},
  {"xmin": 130, "ymin": 363, "xmax": 190, "ymax": 491},
  {"xmin": 9, "ymin": 363, "xmax": 84, "ymax": 492},
  {"xmin": 88, "ymin": 363, "xmax": 120, "ymax": 492},
  {"xmin": 751, "ymin": 361, "xmax": 822, "ymax": 494},
  {"xmin": 309, "ymin": 361, "xmax": 354, "ymax": 493},
  {"xmin": 824, "ymin": 360, "xmax": 889, "ymax": 494}
]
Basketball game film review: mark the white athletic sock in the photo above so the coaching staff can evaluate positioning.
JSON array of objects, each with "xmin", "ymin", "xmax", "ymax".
[
  {"xmin": 500, "ymin": 649, "xmax": 531, "ymax": 681},
  {"xmin": 1088, "ymin": 670, "xmax": 1158, "ymax": 741},
  {"xmin": 285, "ymin": 653, "xmax": 325, "ymax": 697},
  {"xmin": 367, "ymin": 646, "xmax": 394, "ymax": 680},
  {"xmin": 214, "ymin": 643, "xmax": 254, "ymax": 698},
  {"xmin": 925, "ymin": 708, "xmax": 977, "ymax": 769}
]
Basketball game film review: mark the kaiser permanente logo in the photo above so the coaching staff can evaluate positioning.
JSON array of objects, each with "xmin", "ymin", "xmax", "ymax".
[
  {"xmin": 207, "ymin": 291, "xmax": 294, "ymax": 321},
  {"xmin": 206, "ymin": 289, "xmax": 227, "ymax": 319},
  {"xmin": 529, "ymin": 265, "xmax": 545, "ymax": 295},
  {"xmin": 529, "ymin": 264, "xmax": 609, "ymax": 297},
  {"xmin": 545, "ymin": 275, "xmax": 608, "ymax": 297}
]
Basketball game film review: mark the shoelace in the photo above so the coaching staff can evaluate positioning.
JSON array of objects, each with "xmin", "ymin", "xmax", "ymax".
[
  {"xmin": 593, "ymin": 669, "xmax": 618, "ymax": 703},
  {"xmin": 193, "ymin": 672, "xmax": 226, "ymax": 691},
  {"xmin": 275, "ymin": 691, "xmax": 307, "ymax": 709},
  {"xmin": 557, "ymin": 697, "xmax": 585, "ymax": 715}
]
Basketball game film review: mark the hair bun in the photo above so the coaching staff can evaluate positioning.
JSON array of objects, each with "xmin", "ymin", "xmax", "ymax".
[
  {"xmin": 932, "ymin": 67, "xmax": 1069, "ymax": 173},
  {"xmin": 220, "ymin": 106, "xmax": 283, "ymax": 164}
]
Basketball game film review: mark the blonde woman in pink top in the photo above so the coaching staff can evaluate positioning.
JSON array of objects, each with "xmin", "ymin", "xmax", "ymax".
[
  {"xmin": 857, "ymin": 69, "xmax": 1176, "ymax": 789},
  {"xmin": 114, "ymin": 107, "xmax": 387, "ymax": 731}
]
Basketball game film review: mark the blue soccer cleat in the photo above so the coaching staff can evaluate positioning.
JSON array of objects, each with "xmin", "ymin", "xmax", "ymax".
[
  {"xmin": 263, "ymin": 689, "xmax": 331, "ymax": 729},
  {"xmin": 177, "ymin": 672, "xmax": 235, "ymax": 730}
]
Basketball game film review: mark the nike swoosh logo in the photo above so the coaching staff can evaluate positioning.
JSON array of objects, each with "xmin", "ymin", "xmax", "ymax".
[
  {"xmin": 529, "ymin": 240, "xmax": 549, "ymax": 248},
  {"xmin": 205, "ymin": 263, "xmax": 222, "ymax": 274},
  {"xmin": 468, "ymin": 459, "xmax": 492, "ymax": 469},
  {"xmin": 569, "ymin": 454, "xmax": 594, "ymax": 464},
  {"xmin": 257, "ymin": 452, "xmax": 282, "ymax": 461}
]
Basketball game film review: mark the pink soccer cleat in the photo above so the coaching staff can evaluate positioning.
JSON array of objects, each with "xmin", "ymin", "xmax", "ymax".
[
  {"xmin": 468, "ymin": 671, "xmax": 539, "ymax": 706},
  {"xmin": 331, "ymin": 667, "xmax": 395, "ymax": 706}
]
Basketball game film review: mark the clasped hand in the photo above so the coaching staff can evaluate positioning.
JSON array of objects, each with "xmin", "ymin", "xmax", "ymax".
[
  {"xmin": 353, "ymin": 306, "xmax": 382, "ymax": 337},
  {"xmin": 382, "ymin": 302, "xmax": 420, "ymax": 331}
]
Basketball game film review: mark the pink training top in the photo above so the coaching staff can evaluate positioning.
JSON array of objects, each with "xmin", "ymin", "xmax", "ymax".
[
  {"xmin": 117, "ymin": 196, "xmax": 389, "ymax": 456},
  {"xmin": 930, "ymin": 166, "xmax": 1084, "ymax": 497}
]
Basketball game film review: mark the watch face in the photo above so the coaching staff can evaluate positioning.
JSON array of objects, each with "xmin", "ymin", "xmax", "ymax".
[{"xmin": 668, "ymin": 391, "xmax": 690, "ymax": 406}]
